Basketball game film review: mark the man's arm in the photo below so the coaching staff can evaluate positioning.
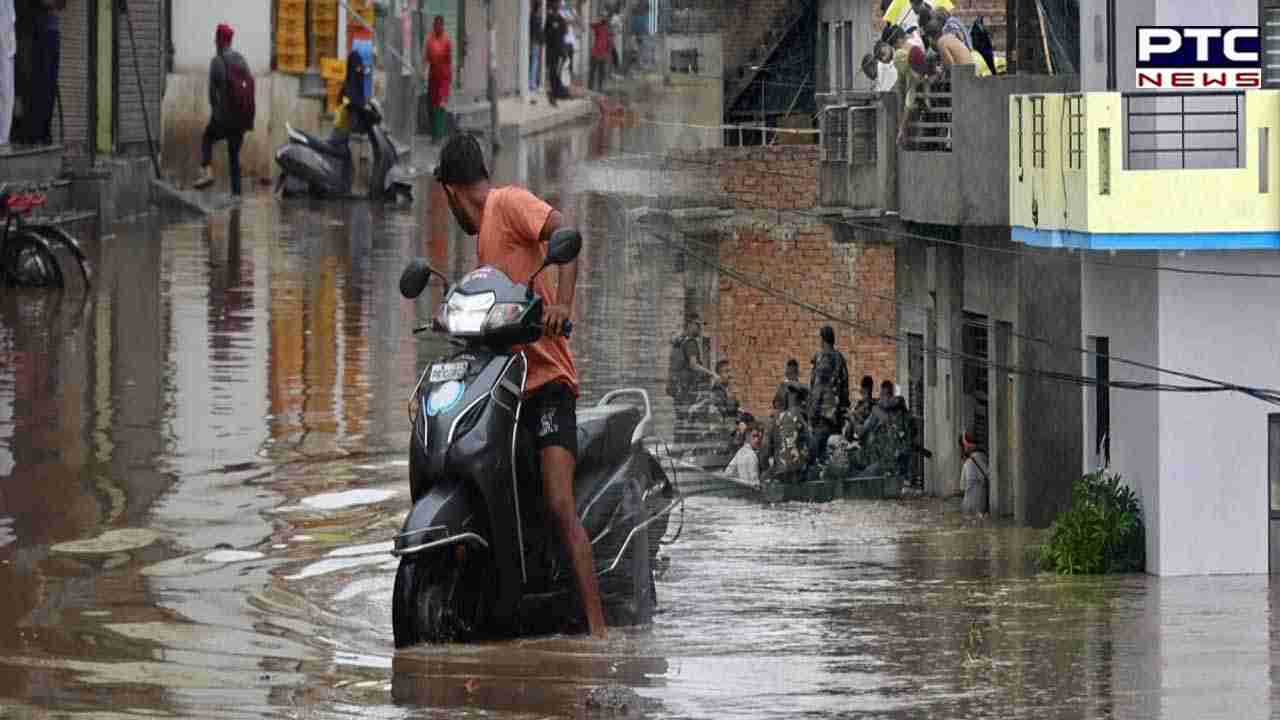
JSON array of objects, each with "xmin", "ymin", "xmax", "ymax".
[{"xmin": 538, "ymin": 209, "xmax": 576, "ymax": 335}]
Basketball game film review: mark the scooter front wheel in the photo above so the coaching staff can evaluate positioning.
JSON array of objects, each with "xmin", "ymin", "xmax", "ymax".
[{"xmin": 392, "ymin": 549, "xmax": 489, "ymax": 648}]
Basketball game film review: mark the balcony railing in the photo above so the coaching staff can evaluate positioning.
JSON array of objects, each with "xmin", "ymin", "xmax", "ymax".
[
  {"xmin": 903, "ymin": 69, "xmax": 953, "ymax": 153},
  {"xmin": 1123, "ymin": 92, "xmax": 1245, "ymax": 170}
]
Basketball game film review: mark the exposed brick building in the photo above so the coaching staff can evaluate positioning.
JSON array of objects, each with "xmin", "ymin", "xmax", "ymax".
[{"xmin": 664, "ymin": 145, "xmax": 897, "ymax": 421}]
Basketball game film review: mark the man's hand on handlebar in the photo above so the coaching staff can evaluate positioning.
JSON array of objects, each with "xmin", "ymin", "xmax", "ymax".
[{"xmin": 544, "ymin": 304, "xmax": 572, "ymax": 337}]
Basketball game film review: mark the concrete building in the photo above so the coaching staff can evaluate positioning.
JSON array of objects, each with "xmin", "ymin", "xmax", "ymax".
[
  {"xmin": 1009, "ymin": 0, "xmax": 1280, "ymax": 575},
  {"xmin": 0, "ymin": 0, "xmax": 166, "ymax": 226},
  {"xmin": 815, "ymin": 0, "xmax": 1280, "ymax": 574}
]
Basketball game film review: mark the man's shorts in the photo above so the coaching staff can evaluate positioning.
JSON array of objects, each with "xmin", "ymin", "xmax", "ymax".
[{"xmin": 520, "ymin": 381, "xmax": 578, "ymax": 456}]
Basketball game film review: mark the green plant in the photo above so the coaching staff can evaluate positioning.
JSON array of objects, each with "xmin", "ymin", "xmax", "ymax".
[{"xmin": 1039, "ymin": 471, "xmax": 1145, "ymax": 575}]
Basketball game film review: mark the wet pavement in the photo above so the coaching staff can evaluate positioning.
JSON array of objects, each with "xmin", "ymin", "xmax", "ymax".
[{"xmin": 1, "ymin": 119, "xmax": 1279, "ymax": 719}]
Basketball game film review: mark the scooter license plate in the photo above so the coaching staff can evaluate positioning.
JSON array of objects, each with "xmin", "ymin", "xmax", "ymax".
[{"xmin": 429, "ymin": 361, "xmax": 467, "ymax": 383}]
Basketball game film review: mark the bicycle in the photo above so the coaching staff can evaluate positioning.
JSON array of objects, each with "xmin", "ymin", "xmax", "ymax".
[{"xmin": 0, "ymin": 183, "xmax": 92, "ymax": 290}]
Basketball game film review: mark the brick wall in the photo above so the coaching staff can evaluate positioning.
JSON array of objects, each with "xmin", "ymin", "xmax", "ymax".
[
  {"xmin": 668, "ymin": 144, "xmax": 897, "ymax": 421},
  {"xmin": 718, "ymin": 227, "xmax": 897, "ymax": 421},
  {"xmin": 674, "ymin": 145, "xmax": 821, "ymax": 210}
]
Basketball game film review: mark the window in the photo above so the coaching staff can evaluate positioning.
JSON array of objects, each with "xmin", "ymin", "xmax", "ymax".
[
  {"xmin": 829, "ymin": 21, "xmax": 839, "ymax": 90},
  {"xmin": 818, "ymin": 22, "xmax": 830, "ymax": 93},
  {"xmin": 963, "ymin": 313, "xmax": 990, "ymax": 452},
  {"xmin": 1265, "ymin": 3, "xmax": 1280, "ymax": 88},
  {"xmin": 1093, "ymin": 337, "xmax": 1110, "ymax": 468},
  {"xmin": 822, "ymin": 106, "xmax": 849, "ymax": 162},
  {"xmin": 1031, "ymin": 96, "xmax": 1046, "ymax": 169},
  {"xmin": 1271, "ymin": 414, "xmax": 1280, "ymax": 518},
  {"xmin": 1067, "ymin": 95, "xmax": 1085, "ymax": 170},
  {"xmin": 839, "ymin": 20, "xmax": 849, "ymax": 89},
  {"xmin": 1124, "ymin": 93, "xmax": 1244, "ymax": 170},
  {"xmin": 1261, "ymin": 128, "xmax": 1270, "ymax": 194},
  {"xmin": 1015, "ymin": 98, "xmax": 1024, "ymax": 176},
  {"xmin": 849, "ymin": 104, "xmax": 877, "ymax": 167},
  {"xmin": 1099, "ymin": 128, "xmax": 1111, "ymax": 195}
]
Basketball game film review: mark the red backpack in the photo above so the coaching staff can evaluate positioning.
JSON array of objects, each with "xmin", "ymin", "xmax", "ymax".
[{"xmin": 224, "ymin": 57, "xmax": 256, "ymax": 131}]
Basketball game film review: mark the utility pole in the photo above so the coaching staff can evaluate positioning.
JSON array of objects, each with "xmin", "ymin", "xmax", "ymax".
[{"xmin": 487, "ymin": 0, "xmax": 499, "ymax": 154}]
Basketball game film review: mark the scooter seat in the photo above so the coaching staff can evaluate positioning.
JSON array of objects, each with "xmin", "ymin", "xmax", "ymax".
[{"xmin": 575, "ymin": 403, "xmax": 643, "ymax": 475}]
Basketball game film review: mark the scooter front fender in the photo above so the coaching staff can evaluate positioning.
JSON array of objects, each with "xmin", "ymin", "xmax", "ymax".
[{"xmin": 392, "ymin": 475, "xmax": 487, "ymax": 558}]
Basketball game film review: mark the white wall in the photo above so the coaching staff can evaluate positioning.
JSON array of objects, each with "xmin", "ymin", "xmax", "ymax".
[
  {"xmin": 172, "ymin": 1, "xmax": 274, "ymax": 75},
  {"xmin": 1081, "ymin": 253, "xmax": 1162, "ymax": 572},
  {"xmin": 1156, "ymin": 251, "xmax": 1280, "ymax": 576}
]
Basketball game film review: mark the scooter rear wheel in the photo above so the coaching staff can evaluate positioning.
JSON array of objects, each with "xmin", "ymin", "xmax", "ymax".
[{"xmin": 392, "ymin": 549, "xmax": 489, "ymax": 648}]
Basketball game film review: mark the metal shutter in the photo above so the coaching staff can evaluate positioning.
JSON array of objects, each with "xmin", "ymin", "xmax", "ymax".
[
  {"xmin": 55, "ymin": 0, "xmax": 91, "ymax": 161},
  {"xmin": 116, "ymin": 0, "xmax": 164, "ymax": 150}
]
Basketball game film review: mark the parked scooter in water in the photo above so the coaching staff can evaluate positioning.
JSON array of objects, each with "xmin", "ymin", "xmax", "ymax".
[
  {"xmin": 274, "ymin": 99, "xmax": 413, "ymax": 202},
  {"xmin": 392, "ymin": 229, "xmax": 683, "ymax": 647}
]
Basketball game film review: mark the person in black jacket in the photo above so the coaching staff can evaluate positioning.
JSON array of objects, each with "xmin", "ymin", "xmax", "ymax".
[
  {"xmin": 193, "ymin": 24, "xmax": 250, "ymax": 195},
  {"xmin": 530, "ymin": 5, "xmax": 543, "ymax": 93},
  {"xmin": 543, "ymin": 0, "xmax": 569, "ymax": 105}
]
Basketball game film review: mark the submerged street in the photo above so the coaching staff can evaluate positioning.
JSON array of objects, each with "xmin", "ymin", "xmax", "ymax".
[{"xmin": 0, "ymin": 120, "xmax": 1277, "ymax": 719}]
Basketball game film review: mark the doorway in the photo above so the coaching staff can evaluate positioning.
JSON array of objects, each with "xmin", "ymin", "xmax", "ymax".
[
  {"xmin": 1269, "ymin": 414, "xmax": 1279, "ymax": 573},
  {"xmin": 962, "ymin": 312, "xmax": 990, "ymax": 451},
  {"xmin": 12, "ymin": 0, "xmax": 65, "ymax": 146}
]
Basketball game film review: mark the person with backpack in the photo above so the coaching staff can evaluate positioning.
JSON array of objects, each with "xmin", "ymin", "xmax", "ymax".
[{"xmin": 194, "ymin": 23, "xmax": 254, "ymax": 195}]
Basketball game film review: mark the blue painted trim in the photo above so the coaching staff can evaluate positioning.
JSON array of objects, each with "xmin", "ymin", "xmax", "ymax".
[{"xmin": 1012, "ymin": 227, "xmax": 1280, "ymax": 250}]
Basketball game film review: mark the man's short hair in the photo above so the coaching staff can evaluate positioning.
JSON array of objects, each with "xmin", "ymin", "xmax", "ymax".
[
  {"xmin": 881, "ymin": 379, "xmax": 895, "ymax": 395},
  {"xmin": 786, "ymin": 358, "xmax": 799, "ymax": 369},
  {"xmin": 436, "ymin": 134, "xmax": 489, "ymax": 186},
  {"xmin": 820, "ymin": 325, "xmax": 835, "ymax": 345},
  {"xmin": 861, "ymin": 375, "xmax": 875, "ymax": 391}
]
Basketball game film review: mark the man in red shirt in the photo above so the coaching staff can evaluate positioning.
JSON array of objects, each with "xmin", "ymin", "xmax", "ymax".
[
  {"xmin": 433, "ymin": 134, "xmax": 606, "ymax": 639},
  {"xmin": 589, "ymin": 11, "xmax": 611, "ymax": 93}
]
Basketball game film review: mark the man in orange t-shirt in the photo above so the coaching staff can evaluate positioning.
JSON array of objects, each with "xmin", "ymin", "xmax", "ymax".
[{"xmin": 433, "ymin": 134, "xmax": 606, "ymax": 639}]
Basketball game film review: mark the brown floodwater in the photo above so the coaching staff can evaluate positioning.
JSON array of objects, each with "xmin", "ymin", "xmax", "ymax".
[{"xmin": 1, "ymin": 123, "xmax": 1278, "ymax": 720}]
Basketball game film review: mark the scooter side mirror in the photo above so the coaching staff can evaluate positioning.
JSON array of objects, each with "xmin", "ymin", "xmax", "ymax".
[
  {"xmin": 546, "ymin": 228, "xmax": 582, "ymax": 266},
  {"xmin": 399, "ymin": 258, "xmax": 436, "ymax": 299},
  {"xmin": 526, "ymin": 229, "xmax": 582, "ymax": 299}
]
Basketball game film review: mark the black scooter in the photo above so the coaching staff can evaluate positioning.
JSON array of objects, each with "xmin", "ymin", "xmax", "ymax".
[
  {"xmin": 392, "ymin": 229, "xmax": 682, "ymax": 647},
  {"xmin": 274, "ymin": 99, "xmax": 413, "ymax": 202}
]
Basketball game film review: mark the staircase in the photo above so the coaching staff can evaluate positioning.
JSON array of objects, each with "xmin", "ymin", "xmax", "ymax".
[{"xmin": 722, "ymin": 0, "xmax": 816, "ymax": 116}]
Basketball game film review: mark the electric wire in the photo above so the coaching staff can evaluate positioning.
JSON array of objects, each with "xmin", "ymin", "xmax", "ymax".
[
  {"xmin": 666, "ymin": 230, "xmax": 1276, "ymax": 401},
  {"xmin": 633, "ymin": 226, "xmax": 1280, "ymax": 406}
]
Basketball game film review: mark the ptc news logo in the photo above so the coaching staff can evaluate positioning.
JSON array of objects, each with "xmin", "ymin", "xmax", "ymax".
[{"xmin": 1136, "ymin": 26, "xmax": 1262, "ymax": 89}]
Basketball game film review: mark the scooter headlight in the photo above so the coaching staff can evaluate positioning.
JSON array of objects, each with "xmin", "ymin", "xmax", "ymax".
[
  {"xmin": 441, "ymin": 291, "xmax": 496, "ymax": 335},
  {"xmin": 482, "ymin": 303, "xmax": 527, "ymax": 333}
]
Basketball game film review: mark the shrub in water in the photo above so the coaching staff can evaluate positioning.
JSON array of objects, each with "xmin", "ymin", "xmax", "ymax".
[{"xmin": 1040, "ymin": 471, "xmax": 1145, "ymax": 575}]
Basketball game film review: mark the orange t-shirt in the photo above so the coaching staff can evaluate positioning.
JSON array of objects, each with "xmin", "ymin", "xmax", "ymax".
[{"xmin": 476, "ymin": 186, "xmax": 579, "ymax": 398}]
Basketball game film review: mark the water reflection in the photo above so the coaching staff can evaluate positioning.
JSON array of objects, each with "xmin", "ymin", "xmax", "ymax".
[{"xmin": 0, "ymin": 120, "xmax": 1275, "ymax": 719}]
